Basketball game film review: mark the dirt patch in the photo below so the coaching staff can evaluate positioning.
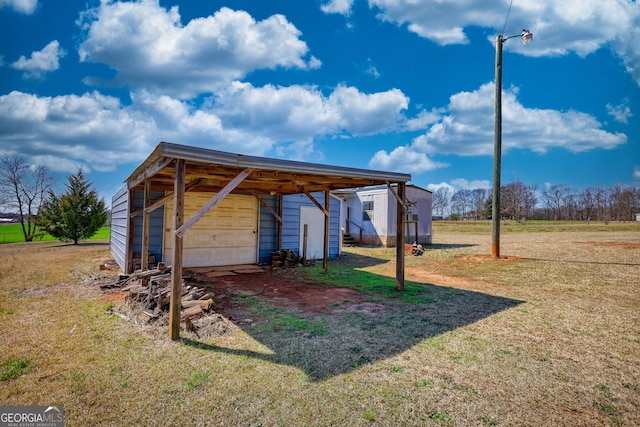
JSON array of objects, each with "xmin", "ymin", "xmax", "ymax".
[
  {"xmin": 581, "ymin": 241, "xmax": 640, "ymax": 249},
  {"xmin": 188, "ymin": 267, "xmax": 370, "ymax": 317}
]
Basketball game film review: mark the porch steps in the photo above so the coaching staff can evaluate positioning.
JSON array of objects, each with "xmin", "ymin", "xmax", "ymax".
[{"xmin": 343, "ymin": 233, "xmax": 359, "ymax": 246}]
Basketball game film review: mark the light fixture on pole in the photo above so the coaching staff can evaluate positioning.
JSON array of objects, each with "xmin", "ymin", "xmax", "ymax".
[{"xmin": 492, "ymin": 29, "xmax": 532, "ymax": 258}]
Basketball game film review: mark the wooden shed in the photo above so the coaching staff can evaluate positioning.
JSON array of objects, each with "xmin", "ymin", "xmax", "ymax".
[{"xmin": 109, "ymin": 142, "xmax": 412, "ymax": 339}]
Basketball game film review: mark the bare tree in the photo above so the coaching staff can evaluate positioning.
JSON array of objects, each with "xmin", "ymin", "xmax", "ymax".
[
  {"xmin": 431, "ymin": 187, "xmax": 450, "ymax": 219},
  {"xmin": 0, "ymin": 155, "xmax": 54, "ymax": 241},
  {"xmin": 542, "ymin": 184, "xmax": 571, "ymax": 220},
  {"xmin": 451, "ymin": 189, "xmax": 473, "ymax": 220},
  {"xmin": 471, "ymin": 188, "xmax": 488, "ymax": 219}
]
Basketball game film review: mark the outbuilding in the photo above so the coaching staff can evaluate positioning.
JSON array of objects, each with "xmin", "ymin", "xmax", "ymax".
[
  {"xmin": 335, "ymin": 184, "xmax": 432, "ymax": 247},
  {"xmin": 109, "ymin": 142, "xmax": 412, "ymax": 339}
]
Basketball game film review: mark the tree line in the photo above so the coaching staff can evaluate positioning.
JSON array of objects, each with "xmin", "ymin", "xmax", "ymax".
[
  {"xmin": 432, "ymin": 181, "xmax": 640, "ymax": 222},
  {"xmin": 0, "ymin": 155, "xmax": 108, "ymax": 243}
]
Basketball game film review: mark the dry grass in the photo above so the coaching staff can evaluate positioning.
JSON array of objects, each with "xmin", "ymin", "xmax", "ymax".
[{"xmin": 1, "ymin": 223, "xmax": 639, "ymax": 426}]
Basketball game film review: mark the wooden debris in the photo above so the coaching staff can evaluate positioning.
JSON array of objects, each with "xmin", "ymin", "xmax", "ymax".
[
  {"xmin": 103, "ymin": 264, "xmax": 217, "ymax": 328},
  {"xmin": 271, "ymin": 249, "xmax": 301, "ymax": 267}
]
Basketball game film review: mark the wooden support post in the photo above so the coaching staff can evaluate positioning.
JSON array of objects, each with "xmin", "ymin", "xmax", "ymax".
[
  {"xmin": 141, "ymin": 180, "xmax": 151, "ymax": 285},
  {"xmin": 169, "ymin": 159, "xmax": 186, "ymax": 340},
  {"xmin": 323, "ymin": 191, "xmax": 330, "ymax": 274},
  {"xmin": 277, "ymin": 195, "xmax": 283, "ymax": 251},
  {"xmin": 302, "ymin": 224, "xmax": 308, "ymax": 264},
  {"xmin": 175, "ymin": 168, "xmax": 253, "ymax": 238},
  {"xmin": 396, "ymin": 182, "xmax": 406, "ymax": 291}
]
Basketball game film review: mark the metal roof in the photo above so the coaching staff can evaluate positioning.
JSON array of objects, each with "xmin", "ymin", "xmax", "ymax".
[{"xmin": 125, "ymin": 142, "xmax": 412, "ymax": 195}]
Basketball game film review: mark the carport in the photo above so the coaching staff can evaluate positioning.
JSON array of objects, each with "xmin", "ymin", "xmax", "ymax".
[{"xmin": 122, "ymin": 142, "xmax": 412, "ymax": 339}]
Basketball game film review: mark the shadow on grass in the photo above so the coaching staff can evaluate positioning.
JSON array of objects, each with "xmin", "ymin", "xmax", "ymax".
[{"xmin": 181, "ymin": 254, "xmax": 523, "ymax": 382}]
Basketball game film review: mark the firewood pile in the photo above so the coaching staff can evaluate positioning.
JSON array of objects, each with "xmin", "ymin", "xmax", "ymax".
[
  {"xmin": 270, "ymin": 249, "xmax": 302, "ymax": 267},
  {"xmin": 101, "ymin": 264, "xmax": 216, "ymax": 328}
]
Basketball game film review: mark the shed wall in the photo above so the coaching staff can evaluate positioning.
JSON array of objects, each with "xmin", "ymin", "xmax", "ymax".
[
  {"xmin": 258, "ymin": 195, "xmax": 279, "ymax": 263},
  {"xmin": 109, "ymin": 185, "xmax": 129, "ymax": 271},
  {"xmin": 282, "ymin": 192, "xmax": 341, "ymax": 258},
  {"xmin": 131, "ymin": 189, "xmax": 166, "ymax": 268}
]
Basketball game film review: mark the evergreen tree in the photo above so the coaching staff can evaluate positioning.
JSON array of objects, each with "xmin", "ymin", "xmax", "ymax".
[{"xmin": 38, "ymin": 169, "xmax": 108, "ymax": 244}]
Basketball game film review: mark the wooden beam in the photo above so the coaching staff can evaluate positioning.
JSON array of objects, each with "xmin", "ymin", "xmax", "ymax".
[
  {"xmin": 396, "ymin": 182, "xmax": 406, "ymax": 291},
  {"xmin": 303, "ymin": 190, "xmax": 329, "ymax": 216},
  {"xmin": 175, "ymin": 168, "xmax": 253, "ymax": 238},
  {"xmin": 251, "ymin": 191, "xmax": 282, "ymax": 222},
  {"xmin": 128, "ymin": 157, "xmax": 174, "ymax": 189},
  {"xmin": 386, "ymin": 182, "xmax": 407, "ymax": 210},
  {"xmin": 144, "ymin": 178, "xmax": 206, "ymax": 214},
  {"xmin": 141, "ymin": 180, "xmax": 151, "ymax": 274},
  {"xmin": 277, "ymin": 195, "xmax": 283, "ymax": 251},
  {"xmin": 169, "ymin": 159, "xmax": 186, "ymax": 340},
  {"xmin": 323, "ymin": 191, "xmax": 330, "ymax": 274}
]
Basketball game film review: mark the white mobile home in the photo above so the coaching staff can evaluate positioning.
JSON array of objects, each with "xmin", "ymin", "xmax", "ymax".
[{"xmin": 335, "ymin": 185, "xmax": 432, "ymax": 247}]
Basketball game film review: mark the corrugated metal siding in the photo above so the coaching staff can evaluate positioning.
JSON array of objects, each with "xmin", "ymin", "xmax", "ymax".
[
  {"xmin": 110, "ymin": 185, "xmax": 129, "ymax": 271},
  {"xmin": 406, "ymin": 186, "xmax": 433, "ymax": 244},
  {"xmin": 282, "ymin": 192, "xmax": 341, "ymax": 258},
  {"xmin": 132, "ymin": 189, "xmax": 166, "ymax": 265},
  {"xmin": 353, "ymin": 187, "xmax": 388, "ymax": 246},
  {"xmin": 343, "ymin": 185, "xmax": 432, "ymax": 247},
  {"xmin": 258, "ymin": 195, "xmax": 279, "ymax": 263}
]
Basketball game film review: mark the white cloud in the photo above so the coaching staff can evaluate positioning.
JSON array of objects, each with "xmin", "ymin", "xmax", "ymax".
[
  {"xmin": 370, "ymin": 81, "xmax": 627, "ymax": 175},
  {"xmin": 0, "ymin": 0, "xmax": 37, "ymax": 14},
  {"xmin": 78, "ymin": 2, "xmax": 319, "ymax": 98},
  {"xmin": 213, "ymin": 82, "xmax": 409, "ymax": 139},
  {"xmin": 634, "ymin": 166, "xmax": 640, "ymax": 180},
  {"xmin": 369, "ymin": 146, "xmax": 448, "ymax": 174},
  {"xmin": 321, "ymin": 0, "xmax": 354, "ymax": 15},
  {"xmin": 11, "ymin": 40, "xmax": 65, "ymax": 78},
  {"xmin": 368, "ymin": 0, "xmax": 640, "ymax": 85},
  {"xmin": 0, "ymin": 91, "xmax": 154, "ymax": 173},
  {"xmin": 606, "ymin": 101, "xmax": 632, "ymax": 124},
  {"xmin": 415, "ymin": 82, "xmax": 627, "ymax": 156},
  {"xmin": 0, "ymin": 82, "xmax": 412, "ymax": 173},
  {"xmin": 404, "ymin": 108, "xmax": 442, "ymax": 131},
  {"xmin": 450, "ymin": 178, "xmax": 491, "ymax": 190},
  {"xmin": 426, "ymin": 182, "xmax": 455, "ymax": 194}
]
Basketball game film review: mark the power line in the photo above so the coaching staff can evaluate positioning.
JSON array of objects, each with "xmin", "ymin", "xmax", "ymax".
[{"xmin": 501, "ymin": 0, "xmax": 515, "ymax": 36}]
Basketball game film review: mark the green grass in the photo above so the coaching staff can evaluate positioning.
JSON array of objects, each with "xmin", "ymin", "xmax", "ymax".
[
  {"xmin": 0, "ymin": 223, "xmax": 110, "ymax": 244},
  {"xmin": 234, "ymin": 294, "xmax": 329, "ymax": 336},
  {"xmin": 1, "ymin": 357, "xmax": 31, "ymax": 381},
  {"xmin": 303, "ymin": 262, "xmax": 433, "ymax": 304}
]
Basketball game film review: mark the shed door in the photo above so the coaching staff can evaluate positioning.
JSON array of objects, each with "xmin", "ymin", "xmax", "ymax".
[
  {"xmin": 300, "ymin": 206, "xmax": 324, "ymax": 260},
  {"xmin": 164, "ymin": 193, "xmax": 258, "ymax": 267}
]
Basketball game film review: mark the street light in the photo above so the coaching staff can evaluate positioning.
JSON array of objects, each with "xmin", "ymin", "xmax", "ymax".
[{"xmin": 492, "ymin": 29, "xmax": 532, "ymax": 258}]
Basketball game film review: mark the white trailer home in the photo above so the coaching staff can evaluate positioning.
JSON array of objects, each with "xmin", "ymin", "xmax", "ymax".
[{"xmin": 335, "ymin": 184, "xmax": 432, "ymax": 247}]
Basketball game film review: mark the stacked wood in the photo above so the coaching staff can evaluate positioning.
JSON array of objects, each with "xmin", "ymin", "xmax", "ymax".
[
  {"xmin": 99, "ymin": 265, "xmax": 171, "ymax": 289},
  {"xmin": 132, "ymin": 252, "xmax": 157, "ymax": 270},
  {"xmin": 271, "ymin": 249, "xmax": 301, "ymax": 267},
  {"xmin": 127, "ymin": 274, "xmax": 215, "ymax": 326}
]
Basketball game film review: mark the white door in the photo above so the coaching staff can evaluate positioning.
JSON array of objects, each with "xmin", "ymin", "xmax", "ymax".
[
  {"xmin": 299, "ymin": 206, "xmax": 325, "ymax": 260},
  {"xmin": 164, "ymin": 193, "xmax": 258, "ymax": 267}
]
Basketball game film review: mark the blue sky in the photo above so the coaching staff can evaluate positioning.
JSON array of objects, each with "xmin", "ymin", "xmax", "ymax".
[{"xmin": 1, "ymin": 0, "xmax": 638, "ymax": 204}]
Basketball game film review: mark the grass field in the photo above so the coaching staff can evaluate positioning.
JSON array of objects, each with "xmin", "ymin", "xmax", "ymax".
[
  {"xmin": 0, "ymin": 221, "xmax": 638, "ymax": 426},
  {"xmin": 0, "ymin": 223, "xmax": 110, "ymax": 244}
]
